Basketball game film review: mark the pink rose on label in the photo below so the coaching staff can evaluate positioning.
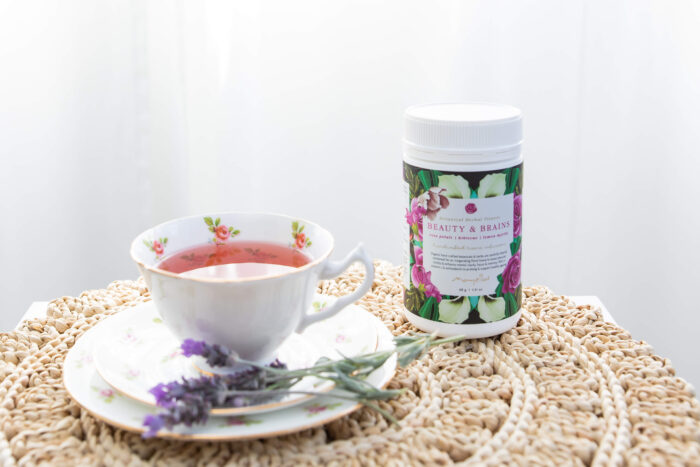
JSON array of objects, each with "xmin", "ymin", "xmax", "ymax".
[
  {"xmin": 215, "ymin": 225, "xmax": 230, "ymax": 241},
  {"xmin": 411, "ymin": 264, "xmax": 442, "ymax": 303},
  {"xmin": 414, "ymin": 246, "xmax": 423, "ymax": 265},
  {"xmin": 152, "ymin": 240, "xmax": 164, "ymax": 255},
  {"xmin": 513, "ymin": 195, "xmax": 522, "ymax": 237},
  {"xmin": 465, "ymin": 203, "xmax": 477, "ymax": 214},
  {"xmin": 501, "ymin": 250, "xmax": 521, "ymax": 294}
]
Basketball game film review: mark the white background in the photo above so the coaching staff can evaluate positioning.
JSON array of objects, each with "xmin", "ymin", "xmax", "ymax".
[{"xmin": 1, "ymin": 1, "xmax": 699, "ymax": 385}]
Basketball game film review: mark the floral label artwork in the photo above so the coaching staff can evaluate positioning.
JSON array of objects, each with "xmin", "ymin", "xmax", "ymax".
[
  {"xmin": 143, "ymin": 237, "xmax": 168, "ymax": 260},
  {"xmin": 204, "ymin": 216, "xmax": 240, "ymax": 245},
  {"xmin": 403, "ymin": 162, "xmax": 523, "ymax": 324},
  {"xmin": 291, "ymin": 221, "xmax": 312, "ymax": 249}
]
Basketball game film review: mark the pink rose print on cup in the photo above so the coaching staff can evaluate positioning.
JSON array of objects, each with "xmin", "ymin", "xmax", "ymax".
[
  {"xmin": 291, "ymin": 221, "xmax": 312, "ymax": 249},
  {"xmin": 204, "ymin": 217, "xmax": 240, "ymax": 244},
  {"xmin": 411, "ymin": 264, "xmax": 442, "ymax": 303},
  {"xmin": 465, "ymin": 203, "xmax": 477, "ymax": 214},
  {"xmin": 501, "ymin": 250, "xmax": 521, "ymax": 294},
  {"xmin": 153, "ymin": 240, "xmax": 164, "ymax": 256},
  {"xmin": 143, "ymin": 237, "xmax": 168, "ymax": 260},
  {"xmin": 513, "ymin": 195, "xmax": 522, "ymax": 238},
  {"xmin": 295, "ymin": 232, "xmax": 306, "ymax": 249},
  {"xmin": 215, "ymin": 224, "xmax": 230, "ymax": 242}
]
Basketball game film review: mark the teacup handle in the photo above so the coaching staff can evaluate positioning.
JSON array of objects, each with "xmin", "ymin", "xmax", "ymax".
[{"xmin": 296, "ymin": 244, "xmax": 375, "ymax": 333}]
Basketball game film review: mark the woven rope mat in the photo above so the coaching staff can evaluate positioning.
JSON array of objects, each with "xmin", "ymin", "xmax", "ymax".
[{"xmin": 1, "ymin": 261, "xmax": 699, "ymax": 466}]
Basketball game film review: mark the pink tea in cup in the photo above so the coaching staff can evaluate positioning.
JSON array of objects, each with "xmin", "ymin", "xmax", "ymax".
[{"xmin": 157, "ymin": 241, "xmax": 312, "ymax": 280}]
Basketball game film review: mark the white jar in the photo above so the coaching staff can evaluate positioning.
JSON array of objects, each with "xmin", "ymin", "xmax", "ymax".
[{"xmin": 402, "ymin": 103, "xmax": 523, "ymax": 338}]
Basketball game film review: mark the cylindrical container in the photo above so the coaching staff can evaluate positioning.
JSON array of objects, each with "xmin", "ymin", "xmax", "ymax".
[{"xmin": 402, "ymin": 103, "xmax": 523, "ymax": 338}]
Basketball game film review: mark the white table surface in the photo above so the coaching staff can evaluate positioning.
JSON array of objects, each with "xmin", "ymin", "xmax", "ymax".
[{"xmin": 12, "ymin": 296, "xmax": 615, "ymax": 331}]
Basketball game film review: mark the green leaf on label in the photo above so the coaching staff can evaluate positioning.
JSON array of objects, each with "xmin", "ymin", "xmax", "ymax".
[
  {"xmin": 510, "ymin": 236, "xmax": 521, "ymax": 256},
  {"xmin": 204, "ymin": 217, "xmax": 213, "ymax": 226},
  {"xmin": 417, "ymin": 170, "xmax": 432, "ymax": 191},
  {"xmin": 509, "ymin": 167, "xmax": 520, "ymax": 194},
  {"xmin": 468, "ymin": 296, "xmax": 479, "ymax": 310},
  {"xmin": 418, "ymin": 296, "xmax": 436, "ymax": 319},
  {"xmin": 404, "ymin": 286, "xmax": 425, "ymax": 313},
  {"xmin": 495, "ymin": 283, "xmax": 503, "ymax": 297},
  {"xmin": 215, "ymin": 217, "xmax": 221, "ymax": 226},
  {"xmin": 497, "ymin": 274, "xmax": 503, "ymax": 283},
  {"xmin": 503, "ymin": 293, "xmax": 518, "ymax": 318}
]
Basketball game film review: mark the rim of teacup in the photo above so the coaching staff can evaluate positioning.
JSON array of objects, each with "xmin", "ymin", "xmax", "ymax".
[{"xmin": 129, "ymin": 211, "xmax": 334, "ymax": 283}]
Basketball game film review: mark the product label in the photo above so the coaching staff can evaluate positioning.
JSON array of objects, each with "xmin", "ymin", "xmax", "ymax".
[{"xmin": 403, "ymin": 162, "xmax": 522, "ymax": 324}]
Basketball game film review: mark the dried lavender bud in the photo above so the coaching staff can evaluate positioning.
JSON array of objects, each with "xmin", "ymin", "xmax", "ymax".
[
  {"xmin": 181, "ymin": 339, "xmax": 236, "ymax": 367},
  {"xmin": 143, "ymin": 334, "xmax": 463, "ymax": 437}
]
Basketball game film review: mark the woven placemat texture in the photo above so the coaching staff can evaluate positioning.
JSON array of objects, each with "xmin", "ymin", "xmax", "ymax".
[{"xmin": 1, "ymin": 261, "xmax": 699, "ymax": 466}]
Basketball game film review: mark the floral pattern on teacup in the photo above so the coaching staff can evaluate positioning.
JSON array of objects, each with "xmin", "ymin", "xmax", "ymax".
[
  {"xmin": 311, "ymin": 301, "xmax": 327, "ymax": 313},
  {"xmin": 121, "ymin": 328, "xmax": 140, "ymax": 345},
  {"xmin": 124, "ymin": 368, "xmax": 140, "ymax": 381},
  {"xmin": 152, "ymin": 317, "xmax": 163, "ymax": 324},
  {"xmin": 291, "ymin": 221, "xmax": 312, "ymax": 250},
  {"xmin": 161, "ymin": 347, "xmax": 182, "ymax": 363},
  {"xmin": 335, "ymin": 334, "xmax": 347, "ymax": 344},
  {"xmin": 220, "ymin": 416, "xmax": 262, "ymax": 427},
  {"xmin": 143, "ymin": 237, "xmax": 168, "ymax": 260},
  {"xmin": 204, "ymin": 217, "xmax": 240, "ymax": 245},
  {"xmin": 74, "ymin": 351, "xmax": 93, "ymax": 369},
  {"xmin": 304, "ymin": 402, "xmax": 341, "ymax": 416},
  {"xmin": 92, "ymin": 386, "xmax": 118, "ymax": 403}
]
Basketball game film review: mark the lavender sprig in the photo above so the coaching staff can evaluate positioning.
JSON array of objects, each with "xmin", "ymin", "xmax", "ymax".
[{"xmin": 142, "ymin": 333, "xmax": 463, "ymax": 438}]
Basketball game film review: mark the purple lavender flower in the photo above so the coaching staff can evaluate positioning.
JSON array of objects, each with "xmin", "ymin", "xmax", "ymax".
[
  {"xmin": 143, "ymin": 414, "xmax": 165, "ymax": 438},
  {"xmin": 142, "ymin": 358, "xmax": 288, "ymax": 438},
  {"xmin": 180, "ymin": 339, "xmax": 236, "ymax": 367},
  {"xmin": 181, "ymin": 339, "xmax": 206, "ymax": 357}
]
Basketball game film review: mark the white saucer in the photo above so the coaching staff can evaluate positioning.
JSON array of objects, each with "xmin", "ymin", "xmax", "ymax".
[
  {"xmin": 63, "ymin": 300, "xmax": 395, "ymax": 441},
  {"xmin": 91, "ymin": 295, "xmax": 378, "ymax": 416}
]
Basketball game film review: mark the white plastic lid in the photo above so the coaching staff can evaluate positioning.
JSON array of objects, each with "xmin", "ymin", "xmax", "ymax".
[{"xmin": 404, "ymin": 103, "xmax": 522, "ymax": 154}]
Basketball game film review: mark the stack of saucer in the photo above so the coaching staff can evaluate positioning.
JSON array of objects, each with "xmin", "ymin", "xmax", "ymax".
[{"xmin": 63, "ymin": 295, "xmax": 396, "ymax": 441}]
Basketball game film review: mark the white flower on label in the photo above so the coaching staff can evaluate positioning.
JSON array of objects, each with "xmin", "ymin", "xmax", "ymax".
[
  {"xmin": 477, "ymin": 173, "xmax": 506, "ymax": 198},
  {"xmin": 477, "ymin": 296, "xmax": 506, "ymax": 322},
  {"xmin": 438, "ymin": 297, "xmax": 472, "ymax": 324},
  {"xmin": 438, "ymin": 175, "xmax": 471, "ymax": 199}
]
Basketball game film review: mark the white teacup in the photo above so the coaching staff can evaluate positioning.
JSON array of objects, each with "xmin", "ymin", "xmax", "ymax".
[{"xmin": 130, "ymin": 212, "xmax": 374, "ymax": 365}]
